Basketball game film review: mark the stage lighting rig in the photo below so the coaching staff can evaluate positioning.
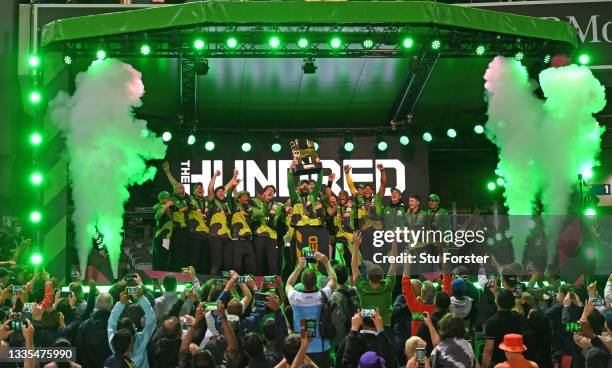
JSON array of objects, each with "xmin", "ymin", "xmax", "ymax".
[{"xmin": 302, "ymin": 58, "xmax": 317, "ymax": 74}]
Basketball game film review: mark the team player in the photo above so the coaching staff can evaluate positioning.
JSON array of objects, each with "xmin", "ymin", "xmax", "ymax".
[
  {"xmin": 325, "ymin": 173, "xmax": 355, "ymax": 269},
  {"xmin": 152, "ymin": 191, "xmax": 174, "ymax": 270},
  {"xmin": 231, "ymin": 191, "xmax": 256, "ymax": 274},
  {"xmin": 252, "ymin": 185, "xmax": 284, "ymax": 276}
]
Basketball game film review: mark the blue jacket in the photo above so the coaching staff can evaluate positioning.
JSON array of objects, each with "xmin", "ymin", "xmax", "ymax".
[{"xmin": 108, "ymin": 296, "xmax": 156, "ymax": 368}]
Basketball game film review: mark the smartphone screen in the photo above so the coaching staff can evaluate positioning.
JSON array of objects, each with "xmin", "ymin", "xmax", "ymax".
[
  {"xmin": 306, "ymin": 319, "xmax": 317, "ymax": 338},
  {"xmin": 361, "ymin": 309, "xmax": 375, "ymax": 318},
  {"xmin": 412, "ymin": 313, "xmax": 424, "ymax": 321},
  {"xmin": 205, "ymin": 302, "xmax": 218, "ymax": 312},
  {"xmin": 416, "ymin": 347, "xmax": 426, "ymax": 365}
]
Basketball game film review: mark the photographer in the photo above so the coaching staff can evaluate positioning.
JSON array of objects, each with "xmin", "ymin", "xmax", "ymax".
[{"xmin": 339, "ymin": 309, "xmax": 397, "ymax": 368}]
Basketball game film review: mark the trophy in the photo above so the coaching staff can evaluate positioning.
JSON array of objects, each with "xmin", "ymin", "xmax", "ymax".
[{"xmin": 290, "ymin": 139, "xmax": 325, "ymax": 175}]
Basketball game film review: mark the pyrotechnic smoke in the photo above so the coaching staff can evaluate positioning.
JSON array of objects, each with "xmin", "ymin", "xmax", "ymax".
[
  {"xmin": 49, "ymin": 59, "xmax": 167, "ymax": 278},
  {"xmin": 484, "ymin": 56, "xmax": 606, "ymax": 264}
]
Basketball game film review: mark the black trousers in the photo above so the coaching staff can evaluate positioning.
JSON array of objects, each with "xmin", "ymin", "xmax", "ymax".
[
  {"xmin": 169, "ymin": 227, "xmax": 189, "ymax": 271},
  {"xmin": 232, "ymin": 239, "xmax": 256, "ymax": 275},
  {"xmin": 253, "ymin": 236, "xmax": 280, "ymax": 276},
  {"xmin": 152, "ymin": 236, "xmax": 169, "ymax": 271},
  {"xmin": 189, "ymin": 233, "xmax": 209, "ymax": 274},
  {"xmin": 209, "ymin": 236, "xmax": 231, "ymax": 275}
]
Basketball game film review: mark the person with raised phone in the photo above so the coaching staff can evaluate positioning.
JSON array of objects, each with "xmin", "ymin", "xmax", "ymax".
[{"xmin": 286, "ymin": 251, "xmax": 337, "ymax": 368}]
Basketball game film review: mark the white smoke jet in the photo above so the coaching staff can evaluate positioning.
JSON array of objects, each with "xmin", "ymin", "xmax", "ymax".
[
  {"xmin": 49, "ymin": 59, "xmax": 167, "ymax": 278},
  {"xmin": 484, "ymin": 56, "xmax": 606, "ymax": 265}
]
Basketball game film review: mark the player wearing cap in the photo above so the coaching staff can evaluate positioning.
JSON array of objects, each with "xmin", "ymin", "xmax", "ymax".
[
  {"xmin": 422, "ymin": 193, "xmax": 450, "ymax": 273},
  {"xmin": 152, "ymin": 191, "xmax": 174, "ymax": 270},
  {"xmin": 187, "ymin": 183, "xmax": 210, "ymax": 274},
  {"xmin": 355, "ymin": 164, "xmax": 387, "ymax": 262},
  {"xmin": 383, "ymin": 187, "xmax": 407, "ymax": 231},
  {"xmin": 325, "ymin": 173, "xmax": 355, "ymax": 268},
  {"xmin": 231, "ymin": 191, "xmax": 256, "ymax": 274},
  {"xmin": 207, "ymin": 169, "xmax": 240, "ymax": 275}
]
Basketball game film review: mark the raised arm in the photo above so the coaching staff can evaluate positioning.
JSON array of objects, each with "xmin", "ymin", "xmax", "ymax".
[
  {"xmin": 344, "ymin": 165, "xmax": 357, "ymax": 197},
  {"xmin": 387, "ymin": 240, "xmax": 398, "ymax": 276},
  {"xmin": 225, "ymin": 169, "xmax": 239, "ymax": 193},
  {"xmin": 207, "ymin": 170, "xmax": 221, "ymax": 201},
  {"xmin": 326, "ymin": 174, "xmax": 337, "ymax": 217},
  {"xmin": 286, "ymin": 258, "xmax": 306, "ymax": 295},
  {"xmin": 287, "ymin": 162, "xmax": 298, "ymax": 202},
  {"xmin": 315, "ymin": 252, "xmax": 337, "ymax": 289},
  {"xmin": 162, "ymin": 161, "xmax": 179, "ymax": 188},
  {"xmin": 376, "ymin": 163, "xmax": 387, "ymax": 197},
  {"xmin": 108, "ymin": 291, "xmax": 128, "ymax": 350}
]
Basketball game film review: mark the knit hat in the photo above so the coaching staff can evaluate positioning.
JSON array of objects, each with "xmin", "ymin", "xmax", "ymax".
[
  {"xmin": 452, "ymin": 278, "xmax": 467, "ymax": 297},
  {"xmin": 358, "ymin": 351, "xmax": 386, "ymax": 368},
  {"xmin": 499, "ymin": 334, "xmax": 527, "ymax": 353}
]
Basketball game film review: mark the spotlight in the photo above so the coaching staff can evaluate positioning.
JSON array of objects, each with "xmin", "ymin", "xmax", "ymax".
[
  {"xmin": 30, "ymin": 132, "xmax": 43, "ymax": 145},
  {"xmin": 446, "ymin": 129, "xmax": 457, "ymax": 138},
  {"xmin": 496, "ymin": 177, "xmax": 505, "ymax": 186},
  {"xmin": 193, "ymin": 39, "xmax": 206, "ymax": 50},
  {"xmin": 584, "ymin": 208, "xmax": 596, "ymax": 217},
  {"xmin": 30, "ymin": 211, "xmax": 42, "ymax": 223},
  {"xmin": 422, "ymin": 132, "xmax": 432, "ymax": 142},
  {"xmin": 241, "ymin": 142, "xmax": 252, "ymax": 152},
  {"xmin": 402, "ymin": 38, "xmax": 414, "ymax": 49},
  {"xmin": 227, "ymin": 37, "xmax": 238, "ymax": 49},
  {"xmin": 28, "ymin": 56, "xmax": 40, "ymax": 68},
  {"xmin": 343, "ymin": 141, "xmax": 354, "ymax": 152},
  {"xmin": 313, "ymin": 141, "xmax": 319, "ymax": 151},
  {"xmin": 31, "ymin": 172, "xmax": 43, "ymax": 185},
  {"xmin": 96, "ymin": 49, "xmax": 106, "ymax": 60},
  {"xmin": 330, "ymin": 37, "xmax": 342, "ymax": 49},
  {"xmin": 363, "ymin": 39, "xmax": 374, "ymax": 49},
  {"xmin": 31, "ymin": 253, "xmax": 43, "ymax": 265},
  {"xmin": 578, "ymin": 53, "xmax": 590, "ymax": 65},
  {"xmin": 29, "ymin": 92, "xmax": 41, "ymax": 104},
  {"xmin": 581, "ymin": 166, "xmax": 593, "ymax": 180},
  {"xmin": 63, "ymin": 55, "xmax": 72, "ymax": 65},
  {"xmin": 514, "ymin": 51, "xmax": 524, "ymax": 61},
  {"xmin": 377, "ymin": 139, "xmax": 388, "ymax": 152},
  {"xmin": 195, "ymin": 58, "xmax": 209, "ymax": 75},
  {"xmin": 271, "ymin": 142, "xmax": 282, "ymax": 153},
  {"xmin": 543, "ymin": 54, "xmax": 551, "ymax": 64},
  {"xmin": 140, "ymin": 44, "xmax": 151, "ymax": 56},
  {"xmin": 204, "ymin": 140, "xmax": 215, "ymax": 151},
  {"xmin": 269, "ymin": 36, "xmax": 281, "ymax": 49},
  {"xmin": 474, "ymin": 125, "xmax": 484, "ymax": 134},
  {"xmin": 162, "ymin": 132, "xmax": 172, "ymax": 142},
  {"xmin": 487, "ymin": 182, "xmax": 496, "ymax": 191},
  {"xmin": 297, "ymin": 38, "xmax": 309, "ymax": 49},
  {"xmin": 302, "ymin": 58, "xmax": 317, "ymax": 74},
  {"xmin": 187, "ymin": 135, "xmax": 196, "ymax": 145},
  {"xmin": 476, "ymin": 45, "xmax": 486, "ymax": 56},
  {"xmin": 431, "ymin": 40, "xmax": 441, "ymax": 50},
  {"xmin": 399, "ymin": 135, "xmax": 410, "ymax": 145}
]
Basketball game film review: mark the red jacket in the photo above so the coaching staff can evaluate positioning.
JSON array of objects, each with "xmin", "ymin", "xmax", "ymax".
[{"xmin": 402, "ymin": 274, "xmax": 452, "ymax": 335}]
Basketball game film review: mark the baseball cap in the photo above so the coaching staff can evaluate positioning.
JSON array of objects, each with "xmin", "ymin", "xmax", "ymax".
[
  {"xmin": 452, "ymin": 278, "xmax": 467, "ymax": 297},
  {"xmin": 428, "ymin": 194, "xmax": 440, "ymax": 201},
  {"xmin": 390, "ymin": 187, "xmax": 402, "ymax": 195},
  {"xmin": 157, "ymin": 191, "xmax": 170, "ymax": 201},
  {"xmin": 236, "ymin": 191, "xmax": 250, "ymax": 199}
]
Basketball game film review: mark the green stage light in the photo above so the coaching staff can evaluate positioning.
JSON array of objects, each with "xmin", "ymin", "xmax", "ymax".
[
  {"xmin": 96, "ymin": 50, "xmax": 106, "ymax": 60},
  {"xmin": 578, "ymin": 54, "xmax": 590, "ymax": 65},
  {"xmin": 431, "ymin": 40, "xmax": 441, "ymax": 50},
  {"xmin": 140, "ymin": 44, "xmax": 151, "ymax": 56},
  {"xmin": 187, "ymin": 135, "xmax": 196, "ymax": 145},
  {"xmin": 269, "ymin": 36, "xmax": 281, "ymax": 49},
  {"xmin": 399, "ymin": 135, "xmax": 410, "ymax": 145},
  {"xmin": 363, "ymin": 39, "xmax": 374, "ymax": 49},
  {"xmin": 330, "ymin": 37, "xmax": 342, "ymax": 49},
  {"xmin": 543, "ymin": 54, "xmax": 551, "ymax": 64},
  {"xmin": 377, "ymin": 140, "xmax": 388, "ymax": 152},
  {"xmin": 447, "ymin": 129, "xmax": 457, "ymax": 138},
  {"xmin": 271, "ymin": 142, "xmax": 282, "ymax": 153},
  {"xmin": 162, "ymin": 132, "xmax": 172, "ymax": 142},
  {"xmin": 28, "ymin": 56, "xmax": 40, "ymax": 68},
  {"xmin": 31, "ymin": 253, "xmax": 43, "ymax": 265},
  {"xmin": 193, "ymin": 39, "xmax": 205, "ymax": 50},
  {"xmin": 227, "ymin": 38, "xmax": 238, "ymax": 49},
  {"xmin": 31, "ymin": 172, "xmax": 43, "ymax": 185},
  {"xmin": 297, "ymin": 38, "xmax": 309, "ymax": 49},
  {"xmin": 64, "ymin": 55, "xmax": 72, "ymax": 65},
  {"xmin": 241, "ymin": 142, "xmax": 252, "ymax": 152},
  {"xmin": 476, "ymin": 45, "xmax": 486, "ymax": 56},
  {"xmin": 474, "ymin": 125, "xmax": 485, "ymax": 134},
  {"xmin": 30, "ymin": 211, "xmax": 42, "ymax": 223},
  {"xmin": 204, "ymin": 140, "xmax": 215, "ymax": 151},
  {"xmin": 496, "ymin": 177, "xmax": 505, "ymax": 186},
  {"xmin": 586, "ymin": 247, "xmax": 595, "ymax": 259},
  {"xmin": 29, "ymin": 92, "xmax": 41, "ymax": 104},
  {"xmin": 581, "ymin": 166, "xmax": 593, "ymax": 180},
  {"xmin": 515, "ymin": 52, "xmax": 524, "ymax": 61},
  {"xmin": 422, "ymin": 132, "xmax": 432, "ymax": 142},
  {"xmin": 314, "ymin": 142, "xmax": 319, "ymax": 151},
  {"xmin": 30, "ymin": 132, "xmax": 42, "ymax": 145},
  {"xmin": 487, "ymin": 182, "xmax": 496, "ymax": 191},
  {"xmin": 584, "ymin": 208, "xmax": 596, "ymax": 217},
  {"xmin": 402, "ymin": 38, "xmax": 414, "ymax": 49},
  {"xmin": 343, "ymin": 141, "xmax": 354, "ymax": 152}
]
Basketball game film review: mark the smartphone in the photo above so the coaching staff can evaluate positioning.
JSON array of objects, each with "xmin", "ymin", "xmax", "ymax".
[
  {"xmin": 12, "ymin": 285, "xmax": 22, "ymax": 294},
  {"xmin": 236, "ymin": 276, "xmax": 249, "ymax": 284},
  {"xmin": 184, "ymin": 282, "xmax": 193, "ymax": 290},
  {"xmin": 60, "ymin": 291, "xmax": 71, "ymax": 298},
  {"xmin": 222, "ymin": 271, "xmax": 231, "ymax": 279},
  {"xmin": 255, "ymin": 291, "xmax": 269, "ymax": 302},
  {"xmin": 126, "ymin": 286, "xmax": 139, "ymax": 295},
  {"xmin": 123, "ymin": 274, "xmax": 135, "ymax": 283},
  {"xmin": 412, "ymin": 313, "xmax": 425, "ymax": 321},
  {"xmin": 70, "ymin": 265, "xmax": 78, "ymax": 280},
  {"xmin": 565, "ymin": 322, "xmax": 581, "ymax": 332},
  {"xmin": 304, "ymin": 251, "xmax": 316, "ymax": 262},
  {"xmin": 305, "ymin": 319, "xmax": 317, "ymax": 338},
  {"xmin": 205, "ymin": 302, "xmax": 218, "ymax": 312},
  {"xmin": 547, "ymin": 290, "xmax": 557, "ymax": 297},
  {"xmin": 361, "ymin": 309, "xmax": 375, "ymax": 318},
  {"xmin": 263, "ymin": 276, "xmax": 275, "ymax": 284},
  {"xmin": 593, "ymin": 297, "xmax": 604, "ymax": 307},
  {"xmin": 568, "ymin": 285, "xmax": 576, "ymax": 295},
  {"xmin": 416, "ymin": 347, "xmax": 426, "ymax": 366},
  {"xmin": 152, "ymin": 279, "xmax": 160, "ymax": 290}
]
